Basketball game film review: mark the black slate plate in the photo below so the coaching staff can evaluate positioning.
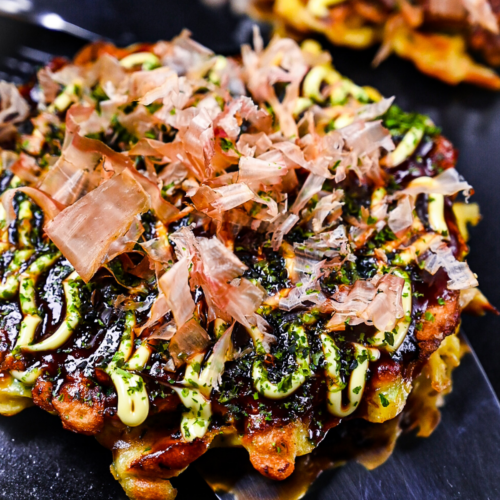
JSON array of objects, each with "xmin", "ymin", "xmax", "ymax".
[{"xmin": 0, "ymin": 3, "xmax": 499, "ymax": 499}]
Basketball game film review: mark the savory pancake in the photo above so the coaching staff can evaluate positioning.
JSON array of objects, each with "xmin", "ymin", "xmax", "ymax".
[{"xmin": 0, "ymin": 31, "xmax": 491, "ymax": 499}]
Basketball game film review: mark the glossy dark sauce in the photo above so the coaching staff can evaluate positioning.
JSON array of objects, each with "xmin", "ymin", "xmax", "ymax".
[
  {"xmin": 0, "ymin": 172, "xmax": 14, "ymax": 196},
  {"xmin": 37, "ymin": 258, "xmax": 73, "ymax": 336},
  {"xmin": 390, "ymin": 134, "xmax": 457, "ymax": 190}
]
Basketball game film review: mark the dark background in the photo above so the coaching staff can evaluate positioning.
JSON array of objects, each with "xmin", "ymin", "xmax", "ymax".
[{"xmin": 0, "ymin": 1, "xmax": 499, "ymax": 498}]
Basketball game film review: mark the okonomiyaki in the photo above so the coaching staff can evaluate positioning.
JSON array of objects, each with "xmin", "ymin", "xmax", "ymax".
[
  {"xmin": 249, "ymin": 0, "xmax": 500, "ymax": 89},
  {"xmin": 0, "ymin": 30, "xmax": 491, "ymax": 499}
]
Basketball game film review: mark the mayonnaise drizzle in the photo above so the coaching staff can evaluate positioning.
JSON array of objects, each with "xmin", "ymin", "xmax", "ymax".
[
  {"xmin": 23, "ymin": 271, "xmax": 82, "ymax": 352},
  {"xmin": 106, "ymin": 311, "xmax": 149, "ymax": 427},
  {"xmin": 252, "ymin": 324, "xmax": 311, "ymax": 399},
  {"xmin": 321, "ymin": 333, "xmax": 379, "ymax": 417}
]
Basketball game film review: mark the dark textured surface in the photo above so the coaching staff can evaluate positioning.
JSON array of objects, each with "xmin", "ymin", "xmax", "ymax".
[
  {"xmin": 0, "ymin": 2, "xmax": 499, "ymax": 499},
  {"xmin": 0, "ymin": 404, "xmax": 214, "ymax": 499},
  {"xmin": 0, "ymin": 407, "xmax": 127, "ymax": 499}
]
